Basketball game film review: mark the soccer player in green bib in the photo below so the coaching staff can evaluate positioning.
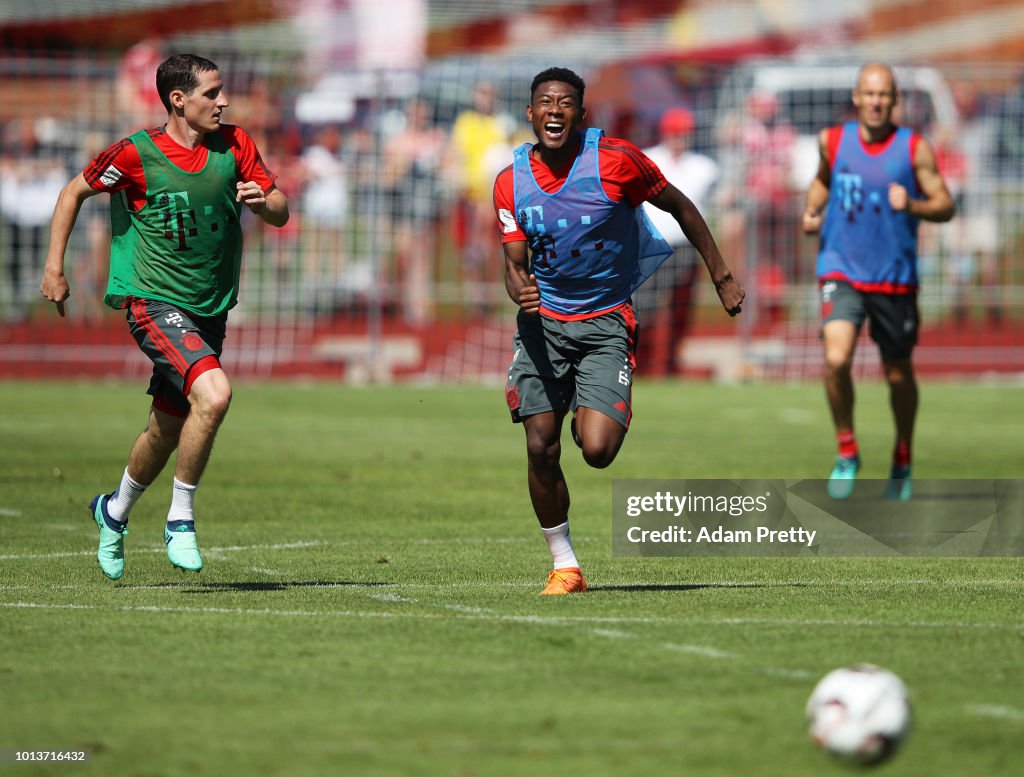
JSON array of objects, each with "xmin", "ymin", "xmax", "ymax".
[{"xmin": 41, "ymin": 54, "xmax": 289, "ymax": 579}]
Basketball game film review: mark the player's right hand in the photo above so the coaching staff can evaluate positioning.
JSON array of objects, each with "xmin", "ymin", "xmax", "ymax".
[
  {"xmin": 518, "ymin": 273, "xmax": 541, "ymax": 314},
  {"xmin": 40, "ymin": 269, "xmax": 69, "ymax": 318},
  {"xmin": 802, "ymin": 208, "xmax": 823, "ymax": 234}
]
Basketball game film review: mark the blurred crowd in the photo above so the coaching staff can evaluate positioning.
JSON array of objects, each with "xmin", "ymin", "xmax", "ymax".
[{"xmin": 2, "ymin": 49, "xmax": 1021, "ymax": 348}]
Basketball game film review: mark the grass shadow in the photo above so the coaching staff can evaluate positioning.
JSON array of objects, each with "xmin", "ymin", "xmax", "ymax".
[
  {"xmin": 129, "ymin": 580, "xmax": 390, "ymax": 593},
  {"xmin": 590, "ymin": 582, "xmax": 807, "ymax": 593}
]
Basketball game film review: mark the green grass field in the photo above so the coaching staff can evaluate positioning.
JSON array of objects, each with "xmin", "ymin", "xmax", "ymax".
[{"xmin": 1, "ymin": 380, "xmax": 1021, "ymax": 776}]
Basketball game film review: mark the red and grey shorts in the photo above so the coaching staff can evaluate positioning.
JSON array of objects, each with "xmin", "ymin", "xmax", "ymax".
[
  {"xmin": 820, "ymin": 281, "xmax": 918, "ymax": 360},
  {"xmin": 125, "ymin": 298, "xmax": 225, "ymax": 417},
  {"xmin": 504, "ymin": 305, "xmax": 637, "ymax": 429}
]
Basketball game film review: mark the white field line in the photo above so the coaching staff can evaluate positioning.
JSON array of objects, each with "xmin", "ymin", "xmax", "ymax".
[
  {"xmin": 0, "ymin": 537, "xmax": 548, "ymax": 562},
  {"xmin": 661, "ymin": 642, "xmax": 739, "ymax": 660},
  {"xmin": 4, "ymin": 536, "xmax": 1023, "ymax": 594},
  {"xmin": 0, "ymin": 601, "xmax": 1019, "ymax": 633},
  {"xmin": 0, "ymin": 540, "xmax": 325, "ymax": 561},
  {"xmin": 589, "ymin": 627, "xmax": 816, "ymax": 679},
  {"xmin": 965, "ymin": 704, "xmax": 1024, "ymax": 722}
]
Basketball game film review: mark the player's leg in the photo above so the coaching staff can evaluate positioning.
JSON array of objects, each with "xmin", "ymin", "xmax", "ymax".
[
  {"xmin": 522, "ymin": 410, "xmax": 570, "ymax": 528},
  {"xmin": 124, "ymin": 300, "xmax": 228, "ymax": 573},
  {"xmin": 505, "ymin": 315, "xmax": 585, "ymax": 594},
  {"xmin": 869, "ymin": 292, "xmax": 919, "ymax": 500},
  {"xmin": 823, "ymin": 319, "xmax": 858, "ymax": 438},
  {"xmin": 574, "ymin": 407, "xmax": 627, "ymax": 469},
  {"xmin": 88, "ymin": 311, "xmax": 189, "ymax": 580},
  {"xmin": 821, "ymin": 282, "xmax": 865, "ymax": 499},
  {"xmin": 98, "ymin": 402, "xmax": 185, "ymax": 527},
  {"xmin": 158, "ymin": 362, "xmax": 231, "ymax": 573},
  {"xmin": 882, "ymin": 356, "xmax": 916, "ymax": 498},
  {"xmin": 572, "ymin": 306, "xmax": 635, "ymax": 470},
  {"xmin": 91, "ymin": 404, "xmax": 186, "ymax": 576},
  {"xmin": 522, "ymin": 411, "xmax": 586, "ymax": 595},
  {"xmin": 175, "ymin": 366, "xmax": 232, "ymax": 486}
]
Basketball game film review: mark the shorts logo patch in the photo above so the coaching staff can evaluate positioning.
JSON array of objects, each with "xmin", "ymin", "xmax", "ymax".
[
  {"xmin": 182, "ymin": 332, "xmax": 204, "ymax": 351},
  {"xmin": 505, "ymin": 384, "xmax": 521, "ymax": 411},
  {"xmin": 821, "ymin": 282, "xmax": 836, "ymax": 319},
  {"xmin": 613, "ymin": 400, "xmax": 627, "ymax": 413}
]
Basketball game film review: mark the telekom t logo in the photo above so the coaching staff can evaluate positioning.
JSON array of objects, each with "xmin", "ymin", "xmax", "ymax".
[
  {"xmin": 519, "ymin": 206, "xmax": 594, "ymax": 235},
  {"xmin": 159, "ymin": 191, "xmax": 198, "ymax": 251},
  {"xmin": 835, "ymin": 172, "xmax": 864, "ymax": 220}
]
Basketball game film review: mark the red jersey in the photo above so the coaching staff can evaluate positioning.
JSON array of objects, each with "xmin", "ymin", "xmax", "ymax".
[
  {"xmin": 493, "ymin": 135, "xmax": 667, "ymax": 243},
  {"xmin": 83, "ymin": 124, "xmax": 277, "ymax": 211}
]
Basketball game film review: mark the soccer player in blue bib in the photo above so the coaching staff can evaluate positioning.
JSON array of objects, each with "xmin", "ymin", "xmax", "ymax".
[
  {"xmin": 802, "ymin": 63, "xmax": 956, "ymax": 501},
  {"xmin": 494, "ymin": 67, "xmax": 744, "ymax": 594}
]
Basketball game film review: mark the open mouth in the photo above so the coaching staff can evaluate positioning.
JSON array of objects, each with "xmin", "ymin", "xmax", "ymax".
[{"xmin": 543, "ymin": 122, "xmax": 565, "ymax": 140}]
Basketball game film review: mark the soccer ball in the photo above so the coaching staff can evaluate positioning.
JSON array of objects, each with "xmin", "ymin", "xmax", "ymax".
[{"xmin": 806, "ymin": 664, "xmax": 911, "ymax": 765}]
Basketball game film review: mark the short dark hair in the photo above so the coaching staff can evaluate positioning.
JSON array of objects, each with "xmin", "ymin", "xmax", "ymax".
[
  {"xmin": 156, "ymin": 54, "xmax": 220, "ymax": 112},
  {"xmin": 530, "ymin": 67, "xmax": 585, "ymax": 105}
]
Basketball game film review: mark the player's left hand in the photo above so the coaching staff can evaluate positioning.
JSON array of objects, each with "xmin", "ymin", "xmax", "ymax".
[
  {"xmin": 714, "ymin": 273, "xmax": 745, "ymax": 317},
  {"xmin": 40, "ymin": 267, "xmax": 70, "ymax": 318},
  {"xmin": 237, "ymin": 181, "xmax": 267, "ymax": 213},
  {"xmin": 888, "ymin": 183, "xmax": 909, "ymax": 212}
]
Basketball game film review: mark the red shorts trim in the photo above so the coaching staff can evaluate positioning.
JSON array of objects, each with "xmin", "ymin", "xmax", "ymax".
[
  {"xmin": 819, "ymin": 274, "xmax": 917, "ymax": 295},
  {"xmin": 539, "ymin": 300, "xmax": 628, "ymax": 322},
  {"xmin": 152, "ymin": 394, "xmax": 189, "ymax": 418},
  {"xmin": 184, "ymin": 355, "xmax": 221, "ymax": 396}
]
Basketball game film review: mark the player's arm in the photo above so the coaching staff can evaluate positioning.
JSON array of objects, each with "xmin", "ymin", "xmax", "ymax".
[
  {"xmin": 237, "ymin": 182, "xmax": 289, "ymax": 227},
  {"xmin": 503, "ymin": 240, "xmax": 540, "ymax": 314},
  {"xmin": 229, "ymin": 126, "xmax": 290, "ymax": 227},
  {"xmin": 802, "ymin": 129, "xmax": 832, "ymax": 234},
  {"xmin": 494, "ymin": 167, "xmax": 538, "ymax": 314},
  {"xmin": 648, "ymin": 182, "xmax": 744, "ymax": 317},
  {"xmin": 40, "ymin": 173, "xmax": 101, "ymax": 318},
  {"xmin": 888, "ymin": 138, "xmax": 956, "ymax": 222}
]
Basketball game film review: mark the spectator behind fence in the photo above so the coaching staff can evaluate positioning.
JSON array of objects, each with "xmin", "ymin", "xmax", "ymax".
[
  {"xmin": 381, "ymin": 97, "xmax": 449, "ymax": 325},
  {"xmin": 300, "ymin": 124, "xmax": 350, "ymax": 312},
  {"xmin": 636, "ymin": 107, "xmax": 721, "ymax": 377},
  {"xmin": 447, "ymin": 81, "xmax": 510, "ymax": 314},
  {"xmin": 0, "ymin": 118, "xmax": 67, "ymax": 322},
  {"xmin": 716, "ymin": 91, "xmax": 797, "ymax": 324},
  {"xmin": 933, "ymin": 82, "xmax": 1002, "ymax": 324},
  {"xmin": 116, "ymin": 37, "xmax": 167, "ymax": 131}
]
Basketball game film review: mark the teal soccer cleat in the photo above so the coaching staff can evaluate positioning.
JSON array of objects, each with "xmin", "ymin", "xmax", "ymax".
[
  {"xmin": 89, "ymin": 494, "xmax": 126, "ymax": 580},
  {"xmin": 165, "ymin": 522, "xmax": 203, "ymax": 572},
  {"xmin": 827, "ymin": 455, "xmax": 860, "ymax": 500},
  {"xmin": 885, "ymin": 464, "xmax": 912, "ymax": 501}
]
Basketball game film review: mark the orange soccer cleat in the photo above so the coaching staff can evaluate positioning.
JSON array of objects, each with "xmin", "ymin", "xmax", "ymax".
[{"xmin": 539, "ymin": 567, "xmax": 588, "ymax": 595}]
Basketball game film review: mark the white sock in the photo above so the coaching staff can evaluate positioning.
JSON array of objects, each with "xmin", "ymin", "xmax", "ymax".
[
  {"xmin": 167, "ymin": 478, "xmax": 197, "ymax": 524},
  {"xmin": 106, "ymin": 469, "xmax": 147, "ymax": 523},
  {"xmin": 541, "ymin": 521, "xmax": 579, "ymax": 569}
]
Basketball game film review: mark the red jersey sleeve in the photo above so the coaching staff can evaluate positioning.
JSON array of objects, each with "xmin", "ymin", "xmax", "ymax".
[
  {"xmin": 220, "ymin": 124, "xmax": 278, "ymax": 191},
  {"xmin": 825, "ymin": 126, "xmax": 843, "ymax": 168},
  {"xmin": 493, "ymin": 164, "xmax": 524, "ymax": 244},
  {"xmin": 597, "ymin": 137, "xmax": 667, "ymax": 206},
  {"xmin": 82, "ymin": 135, "xmax": 146, "ymax": 194}
]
